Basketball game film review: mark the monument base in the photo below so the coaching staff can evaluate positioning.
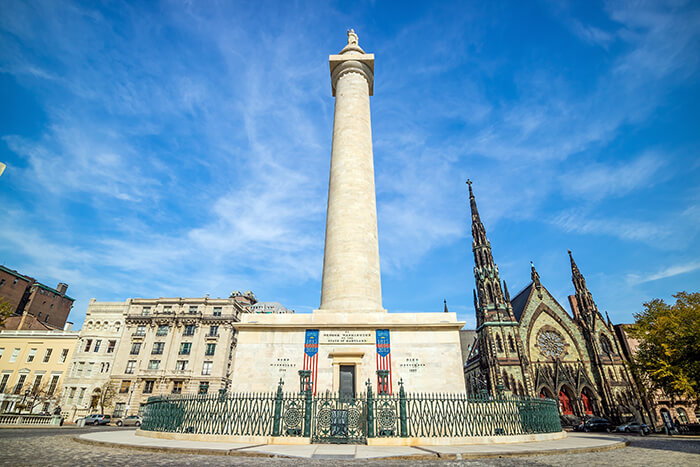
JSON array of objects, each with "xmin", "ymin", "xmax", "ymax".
[{"xmin": 230, "ymin": 311, "xmax": 467, "ymax": 394}]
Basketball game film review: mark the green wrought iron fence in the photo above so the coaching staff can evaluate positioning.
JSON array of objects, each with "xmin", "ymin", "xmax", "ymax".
[{"xmin": 141, "ymin": 381, "xmax": 561, "ymax": 440}]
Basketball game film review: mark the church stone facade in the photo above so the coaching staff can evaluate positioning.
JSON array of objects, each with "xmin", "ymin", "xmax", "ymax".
[{"xmin": 463, "ymin": 182, "xmax": 644, "ymax": 423}]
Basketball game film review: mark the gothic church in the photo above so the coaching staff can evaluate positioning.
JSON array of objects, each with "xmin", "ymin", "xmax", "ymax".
[{"xmin": 463, "ymin": 182, "xmax": 644, "ymax": 423}]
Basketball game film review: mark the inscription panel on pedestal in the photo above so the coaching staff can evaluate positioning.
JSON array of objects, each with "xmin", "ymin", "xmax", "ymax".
[{"xmin": 320, "ymin": 330, "xmax": 374, "ymax": 345}]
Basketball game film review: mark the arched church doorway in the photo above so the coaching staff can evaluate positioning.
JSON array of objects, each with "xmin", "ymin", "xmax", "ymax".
[
  {"xmin": 558, "ymin": 386, "xmax": 575, "ymax": 415},
  {"xmin": 539, "ymin": 387, "xmax": 554, "ymax": 399},
  {"xmin": 581, "ymin": 388, "xmax": 594, "ymax": 415}
]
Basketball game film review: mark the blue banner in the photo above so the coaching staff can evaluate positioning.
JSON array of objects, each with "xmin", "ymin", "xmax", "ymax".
[
  {"xmin": 304, "ymin": 329, "xmax": 319, "ymax": 357},
  {"xmin": 376, "ymin": 329, "xmax": 390, "ymax": 357}
]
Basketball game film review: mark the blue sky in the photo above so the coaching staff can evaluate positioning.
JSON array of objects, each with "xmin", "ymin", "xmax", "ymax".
[{"xmin": 1, "ymin": 0, "xmax": 699, "ymax": 329}]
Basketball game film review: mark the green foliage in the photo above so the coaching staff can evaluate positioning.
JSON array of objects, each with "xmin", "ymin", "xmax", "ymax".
[
  {"xmin": 628, "ymin": 292, "xmax": 700, "ymax": 402},
  {"xmin": 0, "ymin": 299, "xmax": 13, "ymax": 326}
]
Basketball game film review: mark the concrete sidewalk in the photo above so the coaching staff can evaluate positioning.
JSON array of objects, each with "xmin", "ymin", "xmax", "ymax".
[{"xmin": 75, "ymin": 431, "xmax": 629, "ymax": 460}]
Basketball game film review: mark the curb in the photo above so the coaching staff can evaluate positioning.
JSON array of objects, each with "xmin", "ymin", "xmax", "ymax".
[
  {"xmin": 72, "ymin": 436, "xmax": 276, "ymax": 458},
  {"xmin": 415, "ymin": 439, "xmax": 630, "ymax": 460},
  {"xmin": 73, "ymin": 435, "xmax": 630, "ymax": 460}
]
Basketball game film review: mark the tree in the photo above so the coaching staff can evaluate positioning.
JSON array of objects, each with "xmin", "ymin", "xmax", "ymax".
[
  {"xmin": 0, "ymin": 299, "xmax": 13, "ymax": 327},
  {"xmin": 628, "ymin": 292, "xmax": 700, "ymax": 403},
  {"xmin": 97, "ymin": 381, "xmax": 118, "ymax": 415}
]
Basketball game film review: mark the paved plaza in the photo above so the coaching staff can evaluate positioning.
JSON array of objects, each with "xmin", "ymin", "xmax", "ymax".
[{"xmin": 0, "ymin": 428, "xmax": 698, "ymax": 465}]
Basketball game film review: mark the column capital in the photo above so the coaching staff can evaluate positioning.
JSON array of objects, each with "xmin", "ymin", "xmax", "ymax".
[{"xmin": 329, "ymin": 54, "xmax": 374, "ymax": 96}]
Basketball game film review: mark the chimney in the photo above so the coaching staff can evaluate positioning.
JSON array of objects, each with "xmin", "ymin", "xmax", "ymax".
[
  {"xmin": 64, "ymin": 321, "xmax": 73, "ymax": 331},
  {"xmin": 568, "ymin": 295, "xmax": 579, "ymax": 319},
  {"xmin": 57, "ymin": 283, "xmax": 68, "ymax": 296}
]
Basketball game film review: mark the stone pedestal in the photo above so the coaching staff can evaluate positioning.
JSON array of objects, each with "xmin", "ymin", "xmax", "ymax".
[{"xmin": 230, "ymin": 312, "xmax": 467, "ymax": 394}]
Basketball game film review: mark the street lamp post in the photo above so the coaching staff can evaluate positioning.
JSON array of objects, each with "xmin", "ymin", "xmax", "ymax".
[{"xmin": 20, "ymin": 390, "xmax": 30, "ymax": 414}]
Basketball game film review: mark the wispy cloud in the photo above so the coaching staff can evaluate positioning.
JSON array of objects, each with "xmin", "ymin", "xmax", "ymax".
[
  {"xmin": 559, "ymin": 151, "xmax": 666, "ymax": 200},
  {"xmin": 550, "ymin": 209, "xmax": 672, "ymax": 243},
  {"xmin": 627, "ymin": 261, "xmax": 700, "ymax": 285}
]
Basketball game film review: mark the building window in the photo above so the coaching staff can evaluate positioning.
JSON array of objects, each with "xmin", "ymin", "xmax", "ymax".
[
  {"xmin": 87, "ymin": 362, "xmax": 94, "ymax": 375},
  {"xmin": 135, "ymin": 325, "xmax": 146, "ymax": 336},
  {"xmin": 9, "ymin": 348, "xmax": 19, "ymax": 363},
  {"xmin": 495, "ymin": 335, "xmax": 503, "ymax": 353},
  {"xmin": 183, "ymin": 325, "xmax": 195, "ymax": 336},
  {"xmin": 27, "ymin": 348, "xmax": 37, "ymax": 363},
  {"xmin": 119, "ymin": 381, "xmax": 131, "ymax": 393},
  {"xmin": 208, "ymin": 325, "xmax": 219, "ymax": 337},
  {"xmin": 125, "ymin": 360, "xmax": 136, "ymax": 374},
  {"xmin": 205, "ymin": 343, "xmax": 216, "ymax": 356},
  {"xmin": 677, "ymin": 408, "xmax": 689, "ymax": 424},
  {"xmin": 94, "ymin": 340, "xmax": 101, "ymax": 352},
  {"xmin": 130, "ymin": 343, "xmax": 141, "ymax": 355},
  {"xmin": 152, "ymin": 342, "xmax": 165, "ymax": 355},
  {"xmin": 163, "ymin": 305, "xmax": 172, "ymax": 313},
  {"xmin": 113, "ymin": 402, "xmax": 126, "ymax": 418},
  {"xmin": 188, "ymin": 306, "xmax": 198, "ymax": 314},
  {"xmin": 213, "ymin": 307, "xmax": 222, "ymax": 317},
  {"xmin": 175, "ymin": 360, "xmax": 188, "ymax": 371},
  {"xmin": 0, "ymin": 348, "xmax": 3, "ymax": 359},
  {"xmin": 141, "ymin": 306, "xmax": 151, "ymax": 316},
  {"xmin": 84, "ymin": 339, "xmax": 92, "ymax": 352},
  {"xmin": 156, "ymin": 325, "xmax": 169, "ymax": 336},
  {"xmin": 67, "ymin": 387, "xmax": 76, "ymax": 401},
  {"xmin": 202, "ymin": 361, "xmax": 212, "ymax": 375},
  {"xmin": 47, "ymin": 375, "xmax": 60, "ymax": 395},
  {"xmin": 31, "ymin": 375, "xmax": 43, "ymax": 393},
  {"xmin": 107, "ymin": 341, "xmax": 116, "ymax": 353},
  {"xmin": 179, "ymin": 343, "xmax": 191, "ymax": 355},
  {"xmin": 508, "ymin": 335, "xmax": 515, "ymax": 353},
  {"xmin": 14, "ymin": 375, "xmax": 27, "ymax": 394},
  {"xmin": 77, "ymin": 362, "xmax": 85, "ymax": 374},
  {"xmin": 77, "ymin": 387, "xmax": 85, "ymax": 403},
  {"xmin": 199, "ymin": 382, "xmax": 209, "ymax": 394},
  {"xmin": 0, "ymin": 279, "xmax": 4, "ymax": 286},
  {"xmin": 172, "ymin": 381, "xmax": 183, "ymax": 394},
  {"xmin": 0, "ymin": 374, "xmax": 9, "ymax": 393},
  {"xmin": 148, "ymin": 360, "xmax": 160, "ymax": 370},
  {"xmin": 143, "ymin": 380, "xmax": 155, "ymax": 394},
  {"xmin": 43, "ymin": 349, "xmax": 53, "ymax": 363}
]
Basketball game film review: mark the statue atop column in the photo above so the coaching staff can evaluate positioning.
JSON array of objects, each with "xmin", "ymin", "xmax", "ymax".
[{"xmin": 347, "ymin": 28, "xmax": 358, "ymax": 45}]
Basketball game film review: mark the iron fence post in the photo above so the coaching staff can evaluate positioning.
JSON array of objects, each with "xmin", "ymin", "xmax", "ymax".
[
  {"xmin": 303, "ymin": 384, "xmax": 312, "ymax": 438},
  {"xmin": 272, "ymin": 378, "xmax": 284, "ymax": 437},
  {"xmin": 366, "ymin": 379, "xmax": 374, "ymax": 438},
  {"xmin": 398, "ymin": 379, "xmax": 408, "ymax": 437}
]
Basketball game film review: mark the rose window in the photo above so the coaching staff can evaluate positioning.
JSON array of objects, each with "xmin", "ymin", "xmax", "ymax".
[{"xmin": 537, "ymin": 330, "xmax": 565, "ymax": 358}]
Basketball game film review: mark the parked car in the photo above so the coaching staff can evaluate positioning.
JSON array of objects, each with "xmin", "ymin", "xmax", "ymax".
[
  {"xmin": 79, "ymin": 414, "xmax": 111, "ymax": 425},
  {"xmin": 616, "ymin": 421, "xmax": 652, "ymax": 435},
  {"xmin": 116, "ymin": 415, "xmax": 142, "ymax": 427},
  {"xmin": 581, "ymin": 417, "xmax": 613, "ymax": 432}
]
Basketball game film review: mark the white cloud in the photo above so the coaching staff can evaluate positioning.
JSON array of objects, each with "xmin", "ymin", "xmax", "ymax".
[
  {"xmin": 550, "ymin": 210, "xmax": 672, "ymax": 243},
  {"xmin": 559, "ymin": 151, "xmax": 666, "ymax": 200},
  {"xmin": 627, "ymin": 261, "xmax": 700, "ymax": 284}
]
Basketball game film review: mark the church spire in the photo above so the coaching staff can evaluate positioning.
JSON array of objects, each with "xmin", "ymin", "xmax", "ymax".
[
  {"xmin": 568, "ymin": 250, "xmax": 598, "ymax": 320},
  {"xmin": 468, "ymin": 181, "xmax": 513, "ymax": 323}
]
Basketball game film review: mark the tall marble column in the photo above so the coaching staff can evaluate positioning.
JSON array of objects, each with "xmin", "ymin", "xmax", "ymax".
[{"xmin": 319, "ymin": 30, "xmax": 383, "ymax": 313}]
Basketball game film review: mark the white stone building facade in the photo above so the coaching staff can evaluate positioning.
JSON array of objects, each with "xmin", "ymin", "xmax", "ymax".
[
  {"xmin": 61, "ymin": 300, "xmax": 127, "ymax": 421},
  {"xmin": 109, "ymin": 294, "xmax": 257, "ymax": 417}
]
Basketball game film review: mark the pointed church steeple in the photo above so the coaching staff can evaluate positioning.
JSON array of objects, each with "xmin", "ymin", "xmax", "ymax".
[
  {"xmin": 467, "ymin": 180, "xmax": 513, "ymax": 323},
  {"xmin": 568, "ymin": 250, "xmax": 598, "ymax": 320}
]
